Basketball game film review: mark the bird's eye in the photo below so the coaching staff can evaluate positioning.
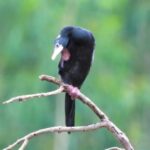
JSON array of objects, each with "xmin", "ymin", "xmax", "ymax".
[
  {"xmin": 57, "ymin": 34, "xmax": 61, "ymax": 39},
  {"xmin": 55, "ymin": 43, "xmax": 59, "ymax": 48}
]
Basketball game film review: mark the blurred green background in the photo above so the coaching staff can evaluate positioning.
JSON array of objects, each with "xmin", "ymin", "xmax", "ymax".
[{"xmin": 0, "ymin": 0, "xmax": 150, "ymax": 149}]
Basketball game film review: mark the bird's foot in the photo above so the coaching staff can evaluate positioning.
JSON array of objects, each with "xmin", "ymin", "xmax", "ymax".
[{"xmin": 66, "ymin": 85, "xmax": 80, "ymax": 100}]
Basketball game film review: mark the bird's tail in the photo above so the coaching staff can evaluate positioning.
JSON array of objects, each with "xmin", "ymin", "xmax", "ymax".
[{"xmin": 65, "ymin": 93, "xmax": 75, "ymax": 127}]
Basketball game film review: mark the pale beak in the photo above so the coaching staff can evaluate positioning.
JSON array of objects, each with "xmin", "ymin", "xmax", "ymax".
[{"xmin": 51, "ymin": 44, "xmax": 64, "ymax": 60}]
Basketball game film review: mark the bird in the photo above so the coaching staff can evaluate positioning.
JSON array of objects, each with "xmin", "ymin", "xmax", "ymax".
[{"xmin": 51, "ymin": 26, "xmax": 95, "ymax": 127}]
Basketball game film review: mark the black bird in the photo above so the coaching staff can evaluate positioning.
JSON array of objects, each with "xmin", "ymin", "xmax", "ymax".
[{"xmin": 51, "ymin": 26, "xmax": 95, "ymax": 127}]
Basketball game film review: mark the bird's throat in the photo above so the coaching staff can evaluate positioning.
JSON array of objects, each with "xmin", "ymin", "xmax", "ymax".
[{"xmin": 61, "ymin": 48, "xmax": 70, "ymax": 61}]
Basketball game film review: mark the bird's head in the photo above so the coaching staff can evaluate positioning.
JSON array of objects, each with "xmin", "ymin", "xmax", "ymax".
[
  {"xmin": 51, "ymin": 26, "xmax": 95, "ymax": 61},
  {"xmin": 51, "ymin": 26, "xmax": 73, "ymax": 61}
]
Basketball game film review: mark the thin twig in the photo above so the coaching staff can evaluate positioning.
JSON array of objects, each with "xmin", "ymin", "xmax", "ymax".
[
  {"xmin": 105, "ymin": 147, "xmax": 125, "ymax": 150},
  {"xmin": 39, "ymin": 75, "xmax": 62, "ymax": 85},
  {"xmin": 18, "ymin": 139, "xmax": 29, "ymax": 150},
  {"xmin": 3, "ymin": 86, "xmax": 64, "ymax": 104}
]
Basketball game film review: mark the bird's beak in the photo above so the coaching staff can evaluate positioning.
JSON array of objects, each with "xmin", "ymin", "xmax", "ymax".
[{"xmin": 51, "ymin": 44, "xmax": 64, "ymax": 60}]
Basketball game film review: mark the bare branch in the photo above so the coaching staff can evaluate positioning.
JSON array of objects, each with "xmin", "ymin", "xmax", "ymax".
[
  {"xmin": 3, "ymin": 122, "xmax": 106, "ymax": 150},
  {"xmin": 39, "ymin": 75, "xmax": 62, "ymax": 85},
  {"xmin": 3, "ymin": 86, "xmax": 64, "ymax": 104},
  {"xmin": 2, "ymin": 74, "xmax": 63, "ymax": 105},
  {"xmin": 2, "ymin": 75, "xmax": 134, "ymax": 150},
  {"xmin": 18, "ymin": 139, "xmax": 29, "ymax": 150},
  {"xmin": 105, "ymin": 147, "xmax": 125, "ymax": 150},
  {"xmin": 40, "ymin": 75, "xmax": 108, "ymax": 120}
]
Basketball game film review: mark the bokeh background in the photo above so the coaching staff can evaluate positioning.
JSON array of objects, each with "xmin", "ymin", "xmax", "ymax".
[{"xmin": 0, "ymin": 0, "xmax": 150, "ymax": 149}]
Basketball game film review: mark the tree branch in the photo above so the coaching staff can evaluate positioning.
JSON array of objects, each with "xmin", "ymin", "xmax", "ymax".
[
  {"xmin": 105, "ymin": 147, "xmax": 124, "ymax": 150},
  {"xmin": 3, "ymin": 122, "xmax": 107, "ymax": 150},
  {"xmin": 3, "ymin": 86, "xmax": 64, "ymax": 104},
  {"xmin": 2, "ymin": 74, "xmax": 134, "ymax": 150}
]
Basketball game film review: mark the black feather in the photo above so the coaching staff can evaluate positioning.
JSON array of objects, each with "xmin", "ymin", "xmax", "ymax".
[
  {"xmin": 55, "ymin": 26, "xmax": 95, "ymax": 127},
  {"xmin": 65, "ymin": 93, "xmax": 75, "ymax": 126}
]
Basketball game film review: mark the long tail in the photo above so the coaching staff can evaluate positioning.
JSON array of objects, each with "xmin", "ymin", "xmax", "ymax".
[{"xmin": 65, "ymin": 93, "xmax": 75, "ymax": 127}]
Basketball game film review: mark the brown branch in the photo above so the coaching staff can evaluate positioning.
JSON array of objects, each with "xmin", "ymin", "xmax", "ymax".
[
  {"xmin": 18, "ymin": 139, "xmax": 29, "ymax": 150},
  {"xmin": 39, "ymin": 75, "xmax": 134, "ymax": 150},
  {"xmin": 2, "ymin": 86, "xmax": 64, "ymax": 104},
  {"xmin": 2, "ymin": 74, "xmax": 134, "ymax": 150},
  {"xmin": 3, "ymin": 122, "xmax": 106, "ymax": 150},
  {"xmin": 105, "ymin": 147, "xmax": 125, "ymax": 150},
  {"xmin": 39, "ymin": 75, "xmax": 108, "ymax": 120}
]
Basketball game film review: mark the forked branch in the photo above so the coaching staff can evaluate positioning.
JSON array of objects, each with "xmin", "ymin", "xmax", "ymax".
[{"xmin": 2, "ymin": 75, "xmax": 134, "ymax": 150}]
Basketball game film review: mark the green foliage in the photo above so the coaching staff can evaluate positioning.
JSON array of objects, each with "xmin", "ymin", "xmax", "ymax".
[{"xmin": 0, "ymin": 0, "xmax": 149, "ymax": 149}]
